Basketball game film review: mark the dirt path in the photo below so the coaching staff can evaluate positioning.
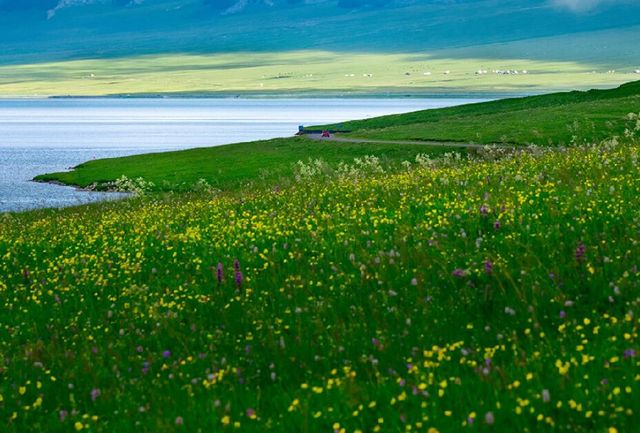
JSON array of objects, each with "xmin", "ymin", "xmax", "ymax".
[{"xmin": 304, "ymin": 133, "xmax": 513, "ymax": 149}]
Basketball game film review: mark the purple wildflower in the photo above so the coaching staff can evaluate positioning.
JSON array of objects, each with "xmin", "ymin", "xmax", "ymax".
[
  {"xmin": 246, "ymin": 408, "xmax": 256, "ymax": 419},
  {"xmin": 485, "ymin": 411, "xmax": 495, "ymax": 425},
  {"xmin": 235, "ymin": 271, "xmax": 243, "ymax": 288},
  {"xmin": 90, "ymin": 388, "xmax": 101, "ymax": 401},
  {"xmin": 162, "ymin": 350, "xmax": 171, "ymax": 359},
  {"xmin": 59, "ymin": 410, "xmax": 68, "ymax": 422},
  {"xmin": 479, "ymin": 204, "xmax": 489, "ymax": 215},
  {"xmin": 493, "ymin": 220, "xmax": 501, "ymax": 230},
  {"xmin": 484, "ymin": 260, "xmax": 493, "ymax": 275},
  {"xmin": 175, "ymin": 416, "xmax": 184, "ymax": 425},
  {"xmin": 575, "ymin": 242, "xmax": 586, "ymax": 262},
  {"xmin": 559, "ymin": 310, "xmax": 567, "ymax": 319},
  {"xmin": 216, "ymin": 262, "xmax": 224, "ymax": 284},
  {"xmin": 452, "ymin": 268, "xmax": 466, "ymax": 278},
  {"xmin": 624, "ymin": 348, "xmax": 637, "ymax": 358},
  {"xmin": 234, "ymin": 259, "xmax": 241, "ymax": 272}
]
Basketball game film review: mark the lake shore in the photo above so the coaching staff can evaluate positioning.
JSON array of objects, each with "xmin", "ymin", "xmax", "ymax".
[{"xmin": 1, "ymin": 97, "xmax": 481, "ymax": 213}]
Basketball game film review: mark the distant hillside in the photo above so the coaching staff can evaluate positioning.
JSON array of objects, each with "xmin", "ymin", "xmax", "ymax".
[
  {"xmin": 1, "ymin": 0, "xmax": 639, "ymax": 96},
  {"xmin": 1, "ymin": 0, "xmax": 640, "ymax": 64}
]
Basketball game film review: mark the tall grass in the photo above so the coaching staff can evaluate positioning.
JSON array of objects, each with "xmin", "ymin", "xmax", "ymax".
[{"xmin": 1, "ymin": 134, "xmax": 639, "ymax": 432}]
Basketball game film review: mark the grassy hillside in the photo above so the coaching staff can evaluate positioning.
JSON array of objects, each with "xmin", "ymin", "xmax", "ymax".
[
  {"xmin": 2, "ymin": 137, "xmax": 639, "ymax": 432},
  {"xmin": 34, "ymin": 137, "xmax": 465, "ymax": 191},
  {"xmin": 317, "ymin": 80, "xmax": 640, "ymax": 146},
  {"xmin": 0, "ymin": 1, "xmax": 639, "ymax": 96},
  {"xmin": 1, "ymin": 1, "xmax": 640, "ymax": 65}
]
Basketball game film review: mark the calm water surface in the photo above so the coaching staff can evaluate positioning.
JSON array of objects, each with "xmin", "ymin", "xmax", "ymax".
[{"xmin": 0, "ymin": 98, "xmax": 487, "ymax": 212}]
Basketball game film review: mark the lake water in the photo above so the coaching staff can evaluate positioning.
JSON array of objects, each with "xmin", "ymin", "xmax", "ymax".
[{"xmin": 0, "ymin": 97, "xmax": 487, "ymax": 213}]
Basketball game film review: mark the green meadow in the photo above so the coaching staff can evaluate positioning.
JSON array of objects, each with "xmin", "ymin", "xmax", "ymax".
[
  {"xmin": 0, "ymin": 50, "xmax": 635, "ymax": 97},
  {"xmin": 2, "ymin": 83, "xmax": 640, "ymax": 432}
]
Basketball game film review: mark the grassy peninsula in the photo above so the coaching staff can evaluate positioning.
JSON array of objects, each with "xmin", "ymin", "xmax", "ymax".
[{"xmin": 35, "ymin": 81, "xmax": 640, "ymax": 191}]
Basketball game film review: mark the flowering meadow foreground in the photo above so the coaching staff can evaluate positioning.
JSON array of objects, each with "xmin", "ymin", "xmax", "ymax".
[{"xmin": 1, "ymin": 138, "xmax": 639, "ymax": 432}]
